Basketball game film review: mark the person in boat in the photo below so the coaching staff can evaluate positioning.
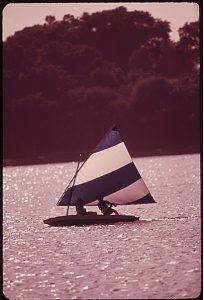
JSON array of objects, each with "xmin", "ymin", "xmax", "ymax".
[
  {"xmin": 76, "ymin": 198, "xmax": 87, "ymax": 215},
  {"xmin": 76, "ymin": 198, "xmax": 97, "ymax": 215},
  {"xmin": 98, "ymin": 197, "xmax": 119, "ymax": 215}
]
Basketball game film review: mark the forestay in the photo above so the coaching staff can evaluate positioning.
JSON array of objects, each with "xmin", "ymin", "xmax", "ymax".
[{"xmin": 57, "ymin": 125, "xmax": 155, "ymax": 206}]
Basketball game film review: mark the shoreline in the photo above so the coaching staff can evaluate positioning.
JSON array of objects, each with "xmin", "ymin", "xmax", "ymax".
[{"xmin": 3, "ymin": 146, "xmax": 200, "ymax": 167}]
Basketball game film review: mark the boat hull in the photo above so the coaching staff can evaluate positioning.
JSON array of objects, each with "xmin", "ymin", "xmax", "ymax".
[{"xmin": 43, "ymin": 214, "xmax": 139, "ymax": 226}]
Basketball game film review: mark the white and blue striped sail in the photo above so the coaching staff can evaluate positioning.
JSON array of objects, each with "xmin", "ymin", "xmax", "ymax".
[{"xmin": 57, "ymin": 125, "xmax": 155, "ymax": 206}]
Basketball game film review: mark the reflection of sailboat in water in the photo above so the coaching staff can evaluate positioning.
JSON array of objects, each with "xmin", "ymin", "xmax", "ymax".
[{"xmin": 44, "ymin": 125, "xmax": 156, "ymax": 226}]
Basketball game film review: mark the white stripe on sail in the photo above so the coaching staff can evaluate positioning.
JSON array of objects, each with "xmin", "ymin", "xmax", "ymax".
[
  {"xmin": 75, "ymin": 142, "xmax": 132, "ymax": 185},
  {"xmin": 104, "ymin": 178, "xmax": 149, "ymax": 204},
  {"xmin": 86, "ymin": 178, "xmax": 149, "ymax": 205}
]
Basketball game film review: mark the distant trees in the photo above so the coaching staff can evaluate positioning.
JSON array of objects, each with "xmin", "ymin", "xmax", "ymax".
[
  {"xmin": 76, "ymin": 6, "xmax": 171, "ymax": 68},
  {"xmin": 178, "ymin": 21, "xmax": 200, "ymax": 71},
  {"xmin": 45, "ymin": 15, "xmax": 56, "ymax": 25},
  {"xmin": 3, "ymin": 7, "xmax": 200, "ymax": 162}
]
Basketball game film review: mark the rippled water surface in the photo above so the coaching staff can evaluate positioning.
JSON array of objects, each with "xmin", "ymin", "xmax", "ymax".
[{"xmin": 3, "ymin": 154, "xmax": 201, "ymax": 299}]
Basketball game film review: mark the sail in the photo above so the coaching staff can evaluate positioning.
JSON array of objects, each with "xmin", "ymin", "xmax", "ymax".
[{"xmin": 57, "ymin": 125, "xmax": 156, "ymax": 206}]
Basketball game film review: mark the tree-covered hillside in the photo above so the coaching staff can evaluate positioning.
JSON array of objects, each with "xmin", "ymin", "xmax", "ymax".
[{"xmin": 3, "ymin": 7, "xmax": 200, "ymax": 164}]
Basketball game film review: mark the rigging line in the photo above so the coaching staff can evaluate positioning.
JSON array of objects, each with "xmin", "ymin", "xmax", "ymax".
[
  {"xmin": 66, "ymin": 154, "xmax": 81, "ymax": 216},
  {"xmin": 57, "ymin": 154, "xmax": 87, "ymax": 206},
  {"xmin": 57, "ymin": 156, "xmax": 83, "ymax": 206},
  {"xmin": 58, "ymin": 123, "xmax": 118, "ymax": 206},
  {"xmin": 58, "ymin": 127, "xmax": 113, "ymax": 205}
]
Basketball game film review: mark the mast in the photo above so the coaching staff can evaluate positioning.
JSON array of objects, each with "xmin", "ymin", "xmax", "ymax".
[{"xmin": 66, "ymin": 155, "xmax": 81, "ymax": 216}]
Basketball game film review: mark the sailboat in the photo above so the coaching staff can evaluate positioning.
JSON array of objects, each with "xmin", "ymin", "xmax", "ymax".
[{"xmin": 44, "ymin": 125, "xmax": 156, "ymax": 226}]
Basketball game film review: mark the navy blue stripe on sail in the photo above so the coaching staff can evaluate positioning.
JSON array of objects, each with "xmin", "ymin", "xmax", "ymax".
[
  {"xmin": 93, "ymin": 126, "xmax": 122, "ymax": 153},
  {"xmin": 129, "ymin": 193, "xmax": 156, "ymax": 204},
  {"xmin": 58, "ymin": 162, "xmax": 141, "ymax": 206}
]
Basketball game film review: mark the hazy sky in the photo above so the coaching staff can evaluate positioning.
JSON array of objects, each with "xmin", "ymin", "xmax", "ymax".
[{"xmin": 3, "ymin": 2, "xmax": 199, "ymax": 41}]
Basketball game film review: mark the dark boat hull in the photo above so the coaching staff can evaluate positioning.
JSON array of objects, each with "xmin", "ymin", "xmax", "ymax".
[{"xmin": 43, "ymin": 214, "xmax": 139, "ymax": 226}]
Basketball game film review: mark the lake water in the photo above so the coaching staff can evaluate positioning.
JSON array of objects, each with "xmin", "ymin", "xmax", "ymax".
[{"xmin": 3, "ymin": 154, "xmax": 201, "ymax": 299}]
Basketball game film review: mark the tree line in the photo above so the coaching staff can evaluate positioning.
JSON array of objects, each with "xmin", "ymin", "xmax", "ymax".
[{"xmin": 3, "ymin": 6, "xmax": 200, "ymax": 164}]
